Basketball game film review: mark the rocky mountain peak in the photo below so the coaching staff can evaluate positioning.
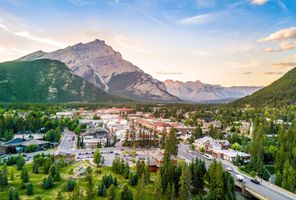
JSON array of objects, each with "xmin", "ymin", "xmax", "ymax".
[{"xmin": 18, "ymin": 39, "xmax": 179, "ymax": 102}]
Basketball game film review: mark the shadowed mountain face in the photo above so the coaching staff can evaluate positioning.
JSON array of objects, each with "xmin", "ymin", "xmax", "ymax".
[
  {"xmin": 0, "ymin": 59, "xmax": 128, "ymax": 103},
  {"xmin": 232, "ymin": 67, "xmax": 296, "ymax": 107},
  {"xmin": 164, "ymin": 80, "xmax": 262, "ymax": 103},
  {"xmin": 19, "ymin": 39, "xmax": 179, "ymax": 102}
]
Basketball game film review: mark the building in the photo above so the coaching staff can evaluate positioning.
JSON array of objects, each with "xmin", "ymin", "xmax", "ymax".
[
  {"xmin": 82, "ymin": 127, "xmax": 110, "ymax": 148},
  {"xmin": 148, "ymin": 150, "xmax": 177, "ymax": 168},
  {"xmin": 194, "ymin": 136, "xmax": 250, "ymax": 162},
  {"xmin": 212, "ymin": 149, "xmax": 250, "ymax": 162},
  {"xmin": 0, "ymin": 138, "xmax": 51, "ymax": 154},
  {"xmin": 55, "ymin": 112, "xmax": 73, "ymax": 119}
]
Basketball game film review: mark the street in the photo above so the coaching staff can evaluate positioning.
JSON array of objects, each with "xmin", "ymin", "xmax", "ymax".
[{"xmin": 178, "ymin": 144, "xmax": 296, "ymax": 200}]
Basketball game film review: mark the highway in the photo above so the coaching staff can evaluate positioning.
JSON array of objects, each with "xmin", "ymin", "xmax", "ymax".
[{"xmin": 178, "ymin": 144, "xmax": 296, "ymax": 200}]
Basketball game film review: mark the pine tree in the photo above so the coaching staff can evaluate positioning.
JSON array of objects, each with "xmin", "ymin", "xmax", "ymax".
[
  {"xmin": 120, "ymin": 185, "xmax": 133, "ymax": 200},
  {"xmin": 0, "ymin": 164, "xmax": 8, "ymax": 186},
  {"xmin": 179, "ymin": 164, "xmax": 193, "ymax": 200},
  {"xmin": 33, "ymin": 162, "xmax": 39, "ymax": 174},
  {"xmin": 49, "ymin": 164, "xmax": 60, "ymax": 181},
  {"xmin": 136, "ymin": 175, "xmax": 145, "ymax": 200},
  {"xmin": 56, "ymin": 191, "xmax": 63, "ymax": 200},
  {"xmin": 143, "ymin": 165, "xmax": 150, "ymax": 185},
  {"xmin": 66, "ymin": 179, "xmax": 76, "ymax": 192},
  {"xmin": 171, "ymin": 183, "xmax": 176, "ymax": 200},
  {"xmin": 16, "ymin": 154, "xmax": 25, "ymax": 170},
  {"xmin": 85, "ymin": 167, "xmax": 94, "ymax": 200},
  {"xmin": 164, "ymin": 128, "xmax": 178, "ymax": 157},
  {"xmin": 21, "ymin": 168, "xmax": 30, "ymax": 183},
  {"xmin": 10, "ymin": 169, "xmax": 14, "ymax": 181},
  {"xmin": 98, "ymin": 183, "xmax": 107, "ymax": 197},
  {"xmin": 207, "ymin": 161, "xmax": 224, "ymax": 200},
  {"xmin": 94, "ymin": 148, "xmax": 102, "ymax": 167},
  {"xmin": 8, "ymin": 187, "xmax": 19, "ymax": 200},
  {"xmin": 26, "ymin": 182, "xmax": 34, "ymax": 195},
  {"xmin": 107, "ymin": 185, "xmax": 117, "ymax": 200},
  {"xmin": 152, "ymin": 172, "xmax": 161, "ymax": 199}
]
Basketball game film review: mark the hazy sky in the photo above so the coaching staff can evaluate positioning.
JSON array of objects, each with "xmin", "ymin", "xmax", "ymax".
[{"xmin": 1, "ymin": 0, "xmax": 296, "ymax": 86}]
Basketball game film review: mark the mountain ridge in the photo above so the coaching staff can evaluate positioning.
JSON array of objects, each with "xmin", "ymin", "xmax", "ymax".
[
  {"xmin": 19, "ymin": 39, "xmax": 180, "ymax": 102},
  {"xmin": 164, "ymin": 79, "xmax": 262, "ymax": 103}
]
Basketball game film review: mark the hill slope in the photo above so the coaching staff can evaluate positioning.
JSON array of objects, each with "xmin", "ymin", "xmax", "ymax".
[
  {"xmin": 0, "ymin": 59, "xmax": 128, "ymax": 103},
  {"xmin": 164, "ymin": 80, "xmax": 261, "ymax": 103},
  {"xmin": 19, "ymin": 39, "xmax": 180, "ymax": 102},
  {"xmin": 232, "ymin": 67, "xmax": 296, "ymax": 107}
]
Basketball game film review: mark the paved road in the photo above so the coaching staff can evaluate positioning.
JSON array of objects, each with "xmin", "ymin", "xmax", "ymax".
[
  {"xmin": 56, "ymin": 130, "xmax": 76, "ymax": 154},
  {"xmin": 178, "ymin": 144, "xmax": 296, "ymax": 200}
]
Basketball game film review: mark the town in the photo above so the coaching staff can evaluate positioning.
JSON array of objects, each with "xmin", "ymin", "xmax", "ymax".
[{"xmin": 1, "ymin": 104, "xmax": 295, "ymax": 200}]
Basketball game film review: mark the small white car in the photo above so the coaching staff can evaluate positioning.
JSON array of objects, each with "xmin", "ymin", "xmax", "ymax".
[{"xmin": 226, "ymin": 167, "xmax": 233, "ymax": 171}]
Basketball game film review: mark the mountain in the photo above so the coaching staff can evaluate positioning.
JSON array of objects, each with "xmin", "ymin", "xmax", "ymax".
[
  {"xmin": 0, "ymin": 59, "xmax": 129, "ymax": 103},
  {"xmin": 19, "ymin": 39, "xmax": 179, "ymax": 102},
  {"xmin": 164, "ymin": 80, "xmax": 262, "ymax": 103},
  {"xmin": 232, "ymin": 67, "xmax": 296, "ymax": 107}
]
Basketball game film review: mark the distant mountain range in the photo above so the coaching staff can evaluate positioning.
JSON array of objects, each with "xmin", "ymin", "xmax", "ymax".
[
  {"xmin": 0, "ymin": 59, "xmax": 128, "ymax": 103},
  {"xmin": 19, "ymin": 39, "xmax": 179, "ymax": 102},
  {"xmin": 164, "ymin": 80, "xmax": 262, "ymax": 103},
  {"xmin": 0, "ymin": 39, "xmax": 268, "ymax": 104},
  {"xmin": 232, "ymin": 67, "xmax": 296, "ymax": 107}
]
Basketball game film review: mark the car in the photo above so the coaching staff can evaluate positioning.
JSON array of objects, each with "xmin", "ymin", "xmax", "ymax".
[
  {"xmin": 204, "ymin": 154, "xmax": 214, "ymax": 160},
  {"xmin": 235, "ymin": 175, "xmax": 245, "ymax": 183},
  {"xmin": 251, "ymin": 179, "xmax": 260, "ymax": 184},
  {"xmin": 226, "ymin": 167, "xmax": 233, "ymax": 171}
]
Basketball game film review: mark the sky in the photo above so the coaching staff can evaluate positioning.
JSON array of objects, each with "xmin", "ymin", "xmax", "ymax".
[{"xmin": 1, "ymin": 0, "xmax": 296, "ymax": 86}]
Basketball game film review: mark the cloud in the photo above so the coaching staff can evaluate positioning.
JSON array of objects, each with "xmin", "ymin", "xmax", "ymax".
[
  {"xmin": 264, "ymin": 41, "xmax": 296, "ymax": 52},
  {"xmin": 177, "ymin": 13, "xmax": 212, "ymax": 25},
  {"xmin": 14, "ymin": 31, "xmax": 66, "ymax": 48},
  {"xmin": 243, "ymin": 72, "xmax": 252, "ymax": 75},
  {"xmin": 272, "ymin": 62, "xmax": 296, "ymax": 68},
  {"xmin": 259, "ymin": 27, "xmax": 296, "ymax": 52},
  {"xmin": 251, "ymin": 0, "xmax": 268, "ymax": 5},
  {"xmin": 258, "ymin": 27, "xmax": 296, "ymax": 42},
  {"xmin": 0, "ymin": 21, "xmax": 66, "ymax": 48},
  {"xmin": 262, "ymin": 71, "xmax": 284, "ymax": 75},
  {"xmin": 155, "ymin": 70, "xmax": 183, "ymax": 75}
]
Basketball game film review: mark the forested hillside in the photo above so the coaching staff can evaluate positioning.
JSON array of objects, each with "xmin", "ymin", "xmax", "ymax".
[
  {"xmin": 232, "ymin": 67, "xmax": 296, "ymax": 107},
  {"xmin": 0, "ymin": 59, "xmax": 128, "ymax": 103}
]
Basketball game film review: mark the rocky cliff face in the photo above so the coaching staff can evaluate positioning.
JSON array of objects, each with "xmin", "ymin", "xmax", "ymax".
[
  {"xmin": 19, "ymin": 39, "xmax": 179, "ymax": 102},
  {"xmin": 164, "ymin": 80, "xmax": 262, "ymax": 103}
]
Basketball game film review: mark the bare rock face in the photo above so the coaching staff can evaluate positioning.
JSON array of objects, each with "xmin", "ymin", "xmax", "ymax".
[
  {"xmin": 164, "ymin": 79, "xmax": 262, "ymax": 103},
  {"xmin": 19, "ymin": 39, "xmax": 179, "ymax": 102}
]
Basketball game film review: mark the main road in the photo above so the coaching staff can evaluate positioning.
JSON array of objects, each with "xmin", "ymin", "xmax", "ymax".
[{"xmin": 178, "ymin": 144, "xmax": 296, "ymax": 200}]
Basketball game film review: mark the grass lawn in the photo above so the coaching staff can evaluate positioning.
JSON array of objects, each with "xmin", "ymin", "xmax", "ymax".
[{"xmin": 0, "ymin": 161, "xmax": 156, "ymax": 200}]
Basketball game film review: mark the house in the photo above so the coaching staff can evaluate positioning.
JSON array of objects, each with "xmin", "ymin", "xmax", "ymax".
[{"xmin": 148, "ymin": 150, "xmax": 177, "ymax": 168}]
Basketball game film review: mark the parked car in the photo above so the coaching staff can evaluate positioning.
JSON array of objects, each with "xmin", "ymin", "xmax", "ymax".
[
  {"xmin": 251, "ymin": 179, "xmax": 260, "ymax": 184},
  {"xmin": 204, "ymin": 154, "xmax": 214, "ymax": 160}
]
